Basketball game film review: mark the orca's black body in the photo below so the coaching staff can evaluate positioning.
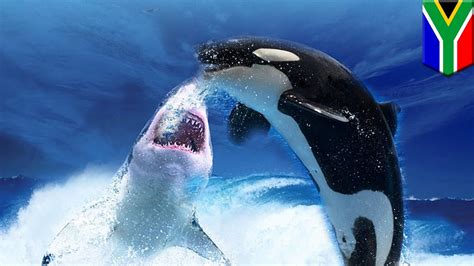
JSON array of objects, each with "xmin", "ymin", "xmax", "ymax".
[{"xmin": 197, "ymin": 37, "xmax": 404, "ymax": 265}]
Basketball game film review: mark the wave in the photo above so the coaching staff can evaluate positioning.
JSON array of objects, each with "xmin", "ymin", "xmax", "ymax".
[
  {"xmin": 0, "ymin": 169, "xmax": 472, "ymax": 265},
  {"xmin": 0, "ymin": 167, "xmax": 111, "ymax": 264},
  {"xmin": 202, "ymin": 174, "xmax": 317, "ymax": 206},
  {"xmin": 406, "ymin": 196, "xmax": 474, "ymax": 202}
]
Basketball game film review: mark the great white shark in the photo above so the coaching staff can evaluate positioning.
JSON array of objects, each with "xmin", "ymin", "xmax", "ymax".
[{"xmin": 41, "ymin": 81, "xmax": 228, "ymax": 265}]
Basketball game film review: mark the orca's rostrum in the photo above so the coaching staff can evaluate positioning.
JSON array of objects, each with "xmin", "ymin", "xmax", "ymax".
[{"xmin": 197, "ymin": 37, "xmax": 404, "ymax": 266}]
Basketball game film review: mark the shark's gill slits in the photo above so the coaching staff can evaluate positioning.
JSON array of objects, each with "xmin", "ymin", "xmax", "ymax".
[{"xmin": 154, "ymin": 112, "xmax": 205, "ymax": 153}]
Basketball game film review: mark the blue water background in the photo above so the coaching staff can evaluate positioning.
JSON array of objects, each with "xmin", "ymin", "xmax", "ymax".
[{"xmin": 0, "ymin": 0, "xmax": 473, "ymax": 260}]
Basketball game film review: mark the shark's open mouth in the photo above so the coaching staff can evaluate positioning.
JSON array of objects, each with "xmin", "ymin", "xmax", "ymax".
[{"xmin": 154, "ymin": 112, "xmax": 205, "ymax": 153}]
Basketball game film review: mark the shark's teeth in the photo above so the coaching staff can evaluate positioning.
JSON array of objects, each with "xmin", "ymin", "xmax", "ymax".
[{"xmin": 153, "ymin": 112, "xmax": 205, "ymax": 153}]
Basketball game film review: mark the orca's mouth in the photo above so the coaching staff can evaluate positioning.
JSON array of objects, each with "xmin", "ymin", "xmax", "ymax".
[
  {"xmin": 153, "ymin": 112, "xmax": 206, "ymax": 153},
  {"xmin": 202, "ymin": 63, "xmax": 231, "ymax": 73},
  {"xmin": 196, "ymin": 42, "xmax": 250, "ymax": 73}
]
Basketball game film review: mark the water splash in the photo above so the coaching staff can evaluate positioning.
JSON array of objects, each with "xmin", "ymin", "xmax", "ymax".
[
  {"xmin": 1, "ymin": 172, "xmax": 473, "ymax": 265},
  {"xmin": 155, "ymin": 79, "xmax": 211, "ymax": 137}
]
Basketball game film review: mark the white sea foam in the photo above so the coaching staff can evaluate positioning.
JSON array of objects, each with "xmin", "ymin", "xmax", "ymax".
[
  {"xmin": 0, "ymin": 166, "xmax": 111, "ymax": 264},
  {"xmin": 0, "ymin": 169, "xmax": 472, "ymax": 265},
  {"xmin": 237, "ymin": 177, "xmax": 309, "ymax": 196},
  {"xmin": 197, "ymin": 203, "xmax": 342, "ymax": 265},
  {"xmin": 407, "ymin": 253, "xmax": 474, "ymax": 266}
]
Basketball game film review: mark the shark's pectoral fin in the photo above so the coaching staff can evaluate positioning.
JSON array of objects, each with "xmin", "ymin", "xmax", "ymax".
[
  {"xmin": 228, "ymin": 103, "xmax": 270, "ymax": 144},
  {"xmin": 379, "ymin": 102, "xmax": 400, "ymax": 136},
  {"xmin": 41, "ymin": 253, "xmax": 54, "ymax": 265},
  {"xmin": 177, "ymin": 213, "xmax": 230, "ymax": 264},
  {"xmin": 278, "ymin": 90, "xmax": 349, "ymax": 123}
]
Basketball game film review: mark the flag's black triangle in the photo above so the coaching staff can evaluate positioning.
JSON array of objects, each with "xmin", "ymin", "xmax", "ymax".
[{"xmin": 438, "ymin": 0, "xmax": 459, "ymax": 19}]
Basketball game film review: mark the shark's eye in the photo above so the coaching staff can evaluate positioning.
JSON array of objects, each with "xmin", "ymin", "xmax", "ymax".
[{"xmin": 252, "ymin": 48, "xmax": 300, "ymax": 62}]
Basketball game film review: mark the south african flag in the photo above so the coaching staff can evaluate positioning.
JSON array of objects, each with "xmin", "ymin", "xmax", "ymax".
[{"xmin": 423, "ymin": 0, "xmax": 473, "ymax": 75}]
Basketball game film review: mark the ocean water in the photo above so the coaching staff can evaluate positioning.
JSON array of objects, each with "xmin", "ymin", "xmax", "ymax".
[
  {"xmin": 1, "ymin": 0, "xmax": 473, "ymax": 265},
  {"xmin": 0, "ymin": 168, "xmax": 472, "ymax": 265}
]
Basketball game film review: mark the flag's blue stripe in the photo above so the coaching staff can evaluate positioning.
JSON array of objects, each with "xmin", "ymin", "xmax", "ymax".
[{"xmin": 423, "ymin": 14, "xmax": 440, "ymax": 71}]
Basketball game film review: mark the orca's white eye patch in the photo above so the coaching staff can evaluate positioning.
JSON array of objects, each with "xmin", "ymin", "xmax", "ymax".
[{"xmin": 252, "ymin": 48, "xmax": 300, "ymax": 62}]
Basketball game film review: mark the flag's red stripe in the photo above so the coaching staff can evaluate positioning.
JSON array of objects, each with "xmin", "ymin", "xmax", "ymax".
[{"xmin": 457, "ymin": 16, "xmax": 473, "ymax": 71}]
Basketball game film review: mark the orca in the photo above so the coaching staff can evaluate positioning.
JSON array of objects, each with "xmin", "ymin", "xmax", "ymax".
[
  {"xmin": 41, "ymin": 81, "xmax": 228, "ymax": 265},
  {"xmin": 197, "ymin": 37, "xmax": 404, "ymax": 266}
]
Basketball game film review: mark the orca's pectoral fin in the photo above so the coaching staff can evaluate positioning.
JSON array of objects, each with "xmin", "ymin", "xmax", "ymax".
[
  {"xmin": 178, "ymin": 213, "xmax": 230, "ymax": 265},
  {"xmin": 228, "ymin": 103, "xmax": 270, "ymax": 144},
  {"xmin": 379, "ymin": 102, "xmax": 400, "ymax": 136},
  {"xmin": 278, "ymin": 90, "xmax": 349, "ymax": 123}
]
